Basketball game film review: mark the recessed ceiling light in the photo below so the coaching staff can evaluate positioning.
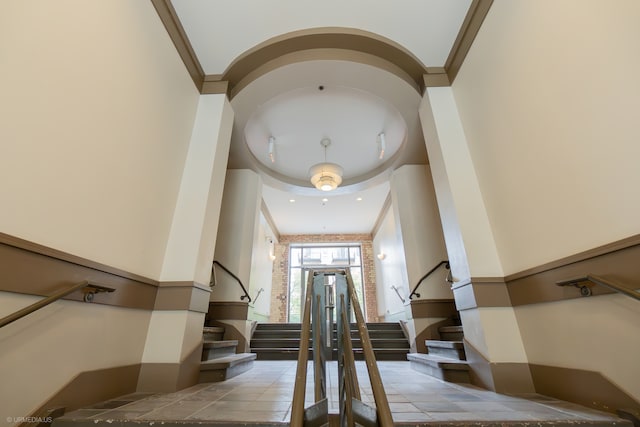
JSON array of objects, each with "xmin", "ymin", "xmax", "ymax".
[
  {"xmin": 289, "ymin": 199, "xmax": 295, "ymax": 203},
  {"xmin": 356, "ymin": 197, "xmax": 363, "ymax": 201},
  {"xmin": 322, "ymin": 198, "xmax": 329, "ymax": 202}
]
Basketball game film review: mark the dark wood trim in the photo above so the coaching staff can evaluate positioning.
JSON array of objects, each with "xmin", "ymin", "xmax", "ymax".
[
  {"xmin": 371, "ymin": 192, "xmax": 392, "ymax": 238},
  {"xmin": 409, "ymin": 298, "xmax": 456, "ymax": 318},
  {"xmin": 150, "ymin": 0, "xmax": 205, "ymax": 91},
  {"xmin": 463, "ymin": 339, "xmax": 535, "ymax": 394},
  {"xmin": 155, "ymin": 281, "xmax": 211, "ymax": 313},
  {"xmin": 507, "ymin": 236, "xmax": 640, "ymax": 306},
  {"xmin": 206, "ymin": 301, "xmax": 249, "ymax": 321},
  {"xmin": 137, "ymin": 342, "xmax": 203, "ymax": 393},
  {"xmin": 221, "ymin": 28, "xmax": 427, "ymax": 95},
  {"xmin": 0, "ymin": 233, "xmax": 157, "ymax": 286},
  {"xmin": 451, "ymin": 234, "xmax": 640, "ymax": 307},
  {"xmin": 261, "ymin": 199, "xmax": 281, "ymax": 242},
  {"xmin": 529, "ymin": 364, "xmax": 640, "ymax": 414},
  {"xmin": 0, "ymin": 234, "xmax": 158, "ymax": 310},
  {"xmin": 28, "ymin": 364, "xmax": 140, "ymax": 418},
  {"xmin": 452, "ymin": 279, "xmax": 512, "ymax": 310},
  {"xmin": 445, "ymin": 0, "xmax": 494, "ymax": 83}
]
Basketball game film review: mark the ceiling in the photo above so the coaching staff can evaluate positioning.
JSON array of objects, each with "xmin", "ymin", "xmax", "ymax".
[{"xmin": 166, "ymin": 0, "xmax": 482, "ymax": 237}]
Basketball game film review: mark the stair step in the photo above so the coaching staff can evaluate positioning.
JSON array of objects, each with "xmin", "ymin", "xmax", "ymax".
[
  {"xmin": 199, "ymin": 353, "xmax": 256, "ymax": 383},
  {"xmin": 439, "ymin": 325, "xmax": 464, "ymax": 341},
  {"xmin": 407, "ymin": 352, "xmax": 471, "ymax": 383},
  {"xmin": 201, "ymin": 340, "xmax": 238, "ymax": 361},
  {"xmin": 202, "ymin": 340, "xmax": 238, "ymax": 348},
  {"xmin": 202, "ymin": 326, "xmax": 225, "ymax": 341},
  {"xmin": 425, "ymin": 340, "xmax": 464, "ymax": 349}
]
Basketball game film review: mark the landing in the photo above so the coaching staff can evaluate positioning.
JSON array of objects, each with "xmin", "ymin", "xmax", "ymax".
[{"xmin": 54, "ymin": 361, "xmax": 630, "ymax": 426}]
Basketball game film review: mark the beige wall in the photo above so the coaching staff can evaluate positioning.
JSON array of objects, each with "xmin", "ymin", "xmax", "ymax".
[
  {"xmin": 0, "ymin": 292, "xmax": 151, "ymax": 423},
  {"xmin": 453, "ymin": 0, "xmax": 640, "ymax": 275},
  {"xmin": 515, "ymin": 294, "xmax": 640, "ymax": 401},
  {"xmin": 0, "ymin": 1, "xmax": 199, "ymax": 280},
  {"xmin": 212, "ymin": 170, "xmax": 263, "ymax": 301}
]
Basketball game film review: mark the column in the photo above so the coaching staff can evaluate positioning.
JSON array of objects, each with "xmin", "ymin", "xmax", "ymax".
[
  {"xmin": 419, "ymin": 86, "xmax": 534, "ymax": 393},
  {"xmin": 138, "ymin": 94, "xmax": 234, "ymax": 391},
  {"xmin": 208, "ymin": 169, "xmax": 263, "ymax": 351}
]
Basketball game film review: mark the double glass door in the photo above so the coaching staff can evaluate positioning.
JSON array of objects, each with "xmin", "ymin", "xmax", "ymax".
[{"xmin": 288, "ymin": 245, "xmax": 365, "ymax": 323}]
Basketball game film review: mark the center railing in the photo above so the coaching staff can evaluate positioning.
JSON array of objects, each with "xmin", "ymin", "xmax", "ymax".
[{"xmin": 290, "ymin": 268, "xmax": 393, "ymax": 427}]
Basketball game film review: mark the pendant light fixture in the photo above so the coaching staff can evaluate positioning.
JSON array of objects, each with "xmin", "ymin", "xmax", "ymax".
[{"xmin": 309, "ymin": 138, "xmax": 343, "ymax": 191}]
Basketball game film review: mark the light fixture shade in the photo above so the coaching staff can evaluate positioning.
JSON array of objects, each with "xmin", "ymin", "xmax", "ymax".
[{"xmin": 309, "ymin": 163, "xmax": 343, "ymax": 191}]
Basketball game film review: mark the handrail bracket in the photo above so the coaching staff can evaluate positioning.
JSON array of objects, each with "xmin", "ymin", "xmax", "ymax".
[
  {"xmin": 83, "ymin": 283, "xmax": 116, "ymax": 303},
  {"xmin": 556, "ymin": 276, "xmax": 593, "ymax": 297}
]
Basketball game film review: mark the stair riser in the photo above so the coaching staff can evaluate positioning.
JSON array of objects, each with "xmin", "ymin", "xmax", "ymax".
[
  {"xmin": 427, "ymin": 347, "xmax": 466, "ymax": 360},
  {"xmin": 203, "ymin": 332, "xmax": 224, "ymax": 341},
  {"xmin": 201, "ymin": 347, "xmax": 237, "ymax": 361},
  {"xmin": 409, "ymin": 360, "xmax": 471, "ymax": 383},
  {"xmin": 439, "ymin": 331, "xmax": 464, "ymax": 341},
  {"xmin": 198, "ymin": 359, "xmax": 254, "ymax": 383}
]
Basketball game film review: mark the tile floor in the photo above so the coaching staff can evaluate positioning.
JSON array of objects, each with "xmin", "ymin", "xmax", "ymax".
[{"xmin": 54, "ymin": 361, "xmax": 631, "ymax": 426}]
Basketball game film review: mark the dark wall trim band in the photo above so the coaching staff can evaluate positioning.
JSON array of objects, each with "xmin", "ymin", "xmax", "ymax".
[
  {"xmin": 529, "ymin": 364, "xmax": 640, "ymax": 413},
  {"xmin": 451, "ymin": 234, "xmax": 640, "ymax": 308},
  {"xmin": 409, "ymin": 298, "xmax": 456, "ymax": 318},
  {"xmin": 0, "ymin": 233, "xmax": 158, "ymax": 310},
  {"xmin": 151, "ymin": 0, "xmax": 205, "ymax": 90},
  {"xmin": 507, "ymin": 234, "xmax": 640, "ymax": 306},
  {"xmin": 206, "ymin": 301, "xmax": 249, "ymax": 321},
  {"xmin": 28, "ymin": 364, "xmax": 140, "ymax": 418},
  {"xmin": 156, "ymin": 281, "xmax": 211, "ymax": 313},
  {"xmin": 445, "ymin": 0, "xmax": 494, "ymax": 83}
]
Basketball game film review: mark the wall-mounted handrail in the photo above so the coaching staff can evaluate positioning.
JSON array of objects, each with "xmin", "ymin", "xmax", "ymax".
[
  {"xmin": 408, "ymin": 260, "xmax": 450, "ymax": 300},
  {"xmin": 0, "ymin": 281, "xmax": 115, "ymax": 329},
  {"xmin": 211, "ymin": 260, "xmax": 251, "ymax": 302},
  {"xmin": 390, "ymin": 285, "xmax": 405, "ymax": 303},
  {"xmin": 556, "ymin": 274, "xmax": 640, "ymax": 301}
]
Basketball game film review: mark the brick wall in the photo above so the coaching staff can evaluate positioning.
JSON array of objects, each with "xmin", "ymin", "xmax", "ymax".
[{"xmin": 269, "ymin": 234, "xmax": 379, "ymax": 323}]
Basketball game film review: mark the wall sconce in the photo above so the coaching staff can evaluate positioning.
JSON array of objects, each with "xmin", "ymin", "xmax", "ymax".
[
  {"xmin": 266, "ymin": 236, "xmax": 276, "ymax": 261},
  {"xmin": 377, "ymin": 252, "xmax": 386, "ymax": 260}
]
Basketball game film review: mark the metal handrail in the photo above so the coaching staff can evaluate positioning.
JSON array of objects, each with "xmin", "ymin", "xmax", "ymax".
[
  {"xmin": 345, "ymin": 268, "xmax": 394, "ymax": 427},
  {"xmin": 0, "ymin": 280, "xmax": 115, "ymax": 329},
  {"xmin": 556, "ymin": 274, "xmax": 640, "ymax": 301},
  {"xmin": 290, "ymin": 271, "xmax": 315, "ymax": 427},
  {"xmin": 390, "ymin": 285, "xmax": 405, "ymax": 304},
  {"xmin": 211, "ymin": 260, "xmax": 251, "ymax": 302},
  {"xmin": 408, "ymin": 260, "xmax": 450, "ymax": 300}
]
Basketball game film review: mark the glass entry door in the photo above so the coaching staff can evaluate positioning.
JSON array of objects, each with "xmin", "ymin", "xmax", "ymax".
[{"xmin": 288, "ymin": 245, "xmax": 365, "ymax": 323}]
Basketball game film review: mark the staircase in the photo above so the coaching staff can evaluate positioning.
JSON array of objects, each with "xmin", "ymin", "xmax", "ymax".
[
  {"xmin": 198, "ymin": 325, "xmax": 256, "ymax": 382},
  {"xmin": 250, "ymin": 322, "xmax": 410, "ymax": 361},
  {"xmin": 407, "ymin": 323, "xmax": 471, "ymax": 383}
]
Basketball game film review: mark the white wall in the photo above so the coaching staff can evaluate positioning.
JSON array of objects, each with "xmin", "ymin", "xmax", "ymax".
[
  {"xmin": 0, "ymin": 293, "xmax": 151, "ymax": 423},
  {"xmin": 0, "ymin": 1, "xmax": 199, "ymax": 280},
  {"xmin": 248, "ymin": 212, "xmax": 275, "ymax": 320},
  {"xmin": 453, "ymin": 0, "xmax": 640, "ymax": 274},
  {"xmin": 373, "ymin": 204, "xmax": 409, "ymax": 320}
]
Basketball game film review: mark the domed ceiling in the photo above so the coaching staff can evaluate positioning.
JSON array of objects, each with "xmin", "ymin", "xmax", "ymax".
[{"xmin": 162, "ymin": 0, "xmax": 485, "ymax": 234}]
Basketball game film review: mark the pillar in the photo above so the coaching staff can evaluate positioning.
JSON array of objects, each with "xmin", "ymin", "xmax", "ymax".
[
  {"xmin": 208, "ymin": 169, "xmax": 263, "ymax": 351},
  {"xmin": 138, "ymin": 94, "xmax": 234, "ymax": 391},
  {"xmin": 419, "ymin": 86, "xmax": 534, "ymax": 393},
  {"xmin": 390, "ymin": 165, "xmax": 455, "ymax": 352}
]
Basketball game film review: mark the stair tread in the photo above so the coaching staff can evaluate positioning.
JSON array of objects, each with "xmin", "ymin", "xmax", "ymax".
[
  {"xmin": 425, "ymin": 339, "xmax": 464, "ymax": 349},
  {"xmin": 203, "ymin": 326, "xmax": 225, "ymax": 333},
  {"xmin": 202, "ymin": 340, "xmax": 238, "ymax": 348},
  {"xmin": 200, "ymin": 353, "xmax": 256, "ymax": 370},
  {"xmin": 407, "ymin": 353, "xmax": 470, "ymax": 370},
  {"xmin": 439, "ymin": 325, "xmax": 463, "ymax": 332}
]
